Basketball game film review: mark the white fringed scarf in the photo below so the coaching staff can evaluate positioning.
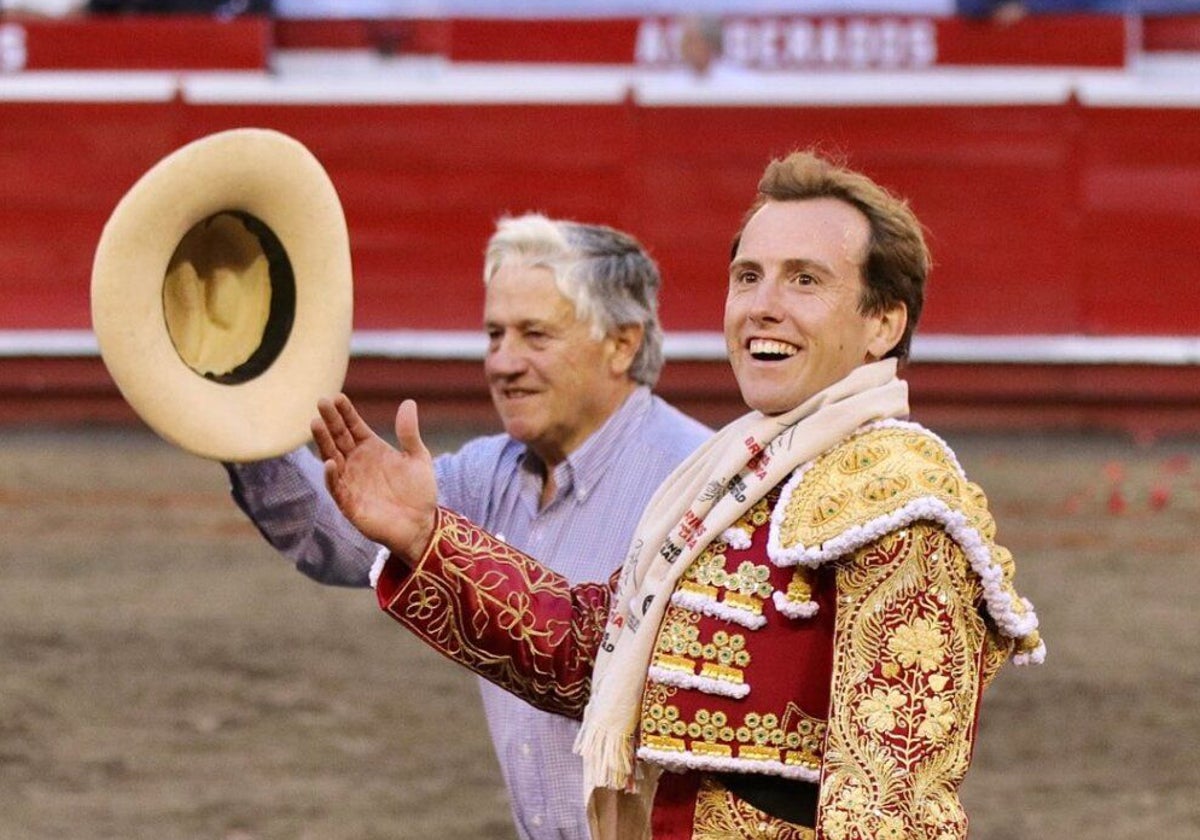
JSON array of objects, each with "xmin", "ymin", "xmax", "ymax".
[{"xmin": 573, "ymin": 359, "xmax": 910, "ymax": 839}]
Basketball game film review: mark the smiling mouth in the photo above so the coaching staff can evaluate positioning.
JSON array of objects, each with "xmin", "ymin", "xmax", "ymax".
[
  {"xmin": 498, "ymin": 388, "xmax": 538, "ymax": 400},
  {"xmin": 748, "ymin": 338, "xmax": 799, "ymax": 361}
]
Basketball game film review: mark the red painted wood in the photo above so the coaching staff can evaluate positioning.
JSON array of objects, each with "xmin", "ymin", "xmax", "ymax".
[
  {"xmin": 0, "ymin": 102, "xmax": 187, "ymax": 328},
  {"xmin": 448, "ymin": 18, "xmax": 641, "ymax": 65},
  {"xmin": 934, "ymin": 15, "xmax": 1126, "ymax": 68},
  {"xmin": 3, "ymin": 15, "xmax": 270, "ymax": 71},
  {"xmin": 272, "ymin": 17, "xmax": 450, "ymax": 54},
  {"xmin": 1078, "ymin": 106, "xmax": 1200, "ymax": 334},
  {"xmin": 1, "ymin": 97, "xmax": 1198, "ymax": 337},
  {"xmin": 1142, "ymin": 14, "xmax": 1200, "ymax": 52},
  {"xmin": 0, "ymin": 13, "xmax": 1134, "ymax": 74},
  {"xmin": 629, "ymin": 103, "xmax": 1086, "ymax": 333},
  {"xmin": 178, "ymin": 102, "xmax": 636, "ymax": 330}
]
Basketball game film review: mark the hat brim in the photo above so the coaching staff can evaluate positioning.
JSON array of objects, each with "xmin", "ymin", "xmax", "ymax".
[{"xmin": 91, "ymin": 128, "xmax": 353, "ymax": 462}]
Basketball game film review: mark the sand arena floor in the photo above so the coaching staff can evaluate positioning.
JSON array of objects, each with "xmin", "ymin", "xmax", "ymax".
[{"xmin": 2, "ymin": 424, "xmax": 1198, "ymax": 839}]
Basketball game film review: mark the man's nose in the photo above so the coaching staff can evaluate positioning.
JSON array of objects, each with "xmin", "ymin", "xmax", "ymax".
[
  {"xmin": 486, "ymin": 333, "xmax": 528, "ymax": 376},
  {"xmin": 748, "ymin": 278, "xmax": 784, "ymax": 322}
]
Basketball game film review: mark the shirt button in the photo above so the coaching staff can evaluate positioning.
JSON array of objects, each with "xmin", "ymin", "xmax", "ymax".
[
  {"xmin": 531, "ymin": 815, "xmax": 543, "ymax": 827},
  {"xmin": 521, "ymin": 743, "xmax": 532, "ymax": 757}
]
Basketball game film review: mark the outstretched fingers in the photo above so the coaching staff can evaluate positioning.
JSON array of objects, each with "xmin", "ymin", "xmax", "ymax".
[
  {"xmin": 333, "ymin": 393, "xmax": 376, "ymax": 443},
  {"xmin": 314, "ymin": 394, "xmax": 368, "ymax": 459},
  {"xmin": 312, "ymin": 399, "xmax": 343, "ymax": 469}
]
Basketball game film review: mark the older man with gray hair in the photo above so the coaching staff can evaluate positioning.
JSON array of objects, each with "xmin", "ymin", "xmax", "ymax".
[{"xmin": 225, "ymin": 212, "xmax": 710, "ymax": 839}]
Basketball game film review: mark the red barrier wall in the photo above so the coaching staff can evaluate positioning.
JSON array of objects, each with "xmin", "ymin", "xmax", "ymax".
[
  {"xmin": 1078, "ymin": 106, "xmax": 1200, "ymax": 333},
  {"xmin": 2, "ymin": 95, "xmax": 1197, "ymax": 337},
  {"xmin": 1, "ymin": 15, "xmax": 269, "ymax": 71}
]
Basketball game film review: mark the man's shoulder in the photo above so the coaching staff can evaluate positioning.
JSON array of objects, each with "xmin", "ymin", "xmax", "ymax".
[
  {"xmin": 815, "ymin": 419, "xmax": 968, "ymax": 483},
  {"xmin": 578, "ymin": 393, "xmax": 708, "ymax": 490},
  {"xmin": 771, "ymin": 420, "xmax": 1045, "ymax": 666},
  {"xmin": 772, "ymin": 420, "xmax": 993, "ymax": 555},
  {"xmin": 638, "ymin": 394, "xmax": 712, "ymax": 453}
]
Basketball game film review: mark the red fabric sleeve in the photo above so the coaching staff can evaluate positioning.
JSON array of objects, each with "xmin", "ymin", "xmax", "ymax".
[{"xmin": 375, "ymin": 507, "xmax": 614, "ymax": 719}]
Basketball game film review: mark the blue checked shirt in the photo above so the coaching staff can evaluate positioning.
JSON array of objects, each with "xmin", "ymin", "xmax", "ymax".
[{"xmin": 226, "ymin": 387, "xmax": 710, "ymax": 839}]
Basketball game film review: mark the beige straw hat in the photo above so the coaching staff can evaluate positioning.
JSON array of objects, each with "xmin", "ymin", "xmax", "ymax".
[{"xmin": 91, "ymin": 128, "xmax": 353, "ymax": 462}]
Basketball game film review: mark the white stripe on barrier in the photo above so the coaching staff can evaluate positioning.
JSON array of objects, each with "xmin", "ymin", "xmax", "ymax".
[
  {"xmin": 182, "ymin": 63, "xmax": 633, "ymax": 105},
  {"xmin": 0, "ymin": 71, "xmax": 178, "ymax": 102},
  {"xmin": 3, "ymin": 329, "xmax": 1199, "ymax": 365},
  {"xmin": 1074, "ymin": 70, "xmax": 1200, "ymax": 108},
  {"xmin": 3, "ymin": 60, "xmax": 1198, "ymax": 108},
  {"xmin": 632, "ymin": 68, "xmax": 1080, "ymax": 107}
]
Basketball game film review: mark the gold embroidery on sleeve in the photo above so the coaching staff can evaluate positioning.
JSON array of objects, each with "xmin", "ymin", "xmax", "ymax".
[
  {"xmin": 383, "ymin": 511, "xmax": 604, "ymax": 716},
  {"xmin": 818, "ymin": 524, "xmax": 986, "ymax": 840},
  {"xmin": 772, "ymin": 422, "xmax": 1042, "ymax": 664}
]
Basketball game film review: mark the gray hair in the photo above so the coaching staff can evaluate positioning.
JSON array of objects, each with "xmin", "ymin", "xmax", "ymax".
[{"xmin": 483, "ymin": 213, "xmax": 664, "ymax": 387}]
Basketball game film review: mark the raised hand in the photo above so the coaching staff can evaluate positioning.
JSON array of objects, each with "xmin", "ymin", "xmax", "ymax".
[{"xmin": 312, "ymin": 394, "xmax": 438, "ymax": 562}]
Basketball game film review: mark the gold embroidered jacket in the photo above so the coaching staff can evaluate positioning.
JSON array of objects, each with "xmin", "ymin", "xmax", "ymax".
[{"xmin": 374, "ymin": 420, "xmax": 1043, "ymax": 839}]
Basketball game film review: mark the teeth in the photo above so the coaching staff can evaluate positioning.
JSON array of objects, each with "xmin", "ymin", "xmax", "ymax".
[{"xmin": 748, "ymin": 339, "xmax": 798, "ymax": 357}]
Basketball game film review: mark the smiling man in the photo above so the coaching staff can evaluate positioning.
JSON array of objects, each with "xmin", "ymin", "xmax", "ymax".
[
  {"xmin": 314, "ymin": 150, "xmax": 1045, "ymax": 839},
  {"xmin": 225, "ymin": 213, "xmax": 710, "ymax": 840},
  {"xmin": 724, "ymin": 196, "xmax": 907, "ymax": 417}
]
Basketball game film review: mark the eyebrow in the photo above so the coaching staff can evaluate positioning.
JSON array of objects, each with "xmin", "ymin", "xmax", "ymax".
[
  {"xmin": 728, "ymin": 256, "xmax": 835, "ymax": 276},
  {"xmin": 485, "ymin": 317, "xmax": 556, "ymax": 331},
  {"xmin": 728, "ymin": 257, "xmax": 760, "ymax": 275}
]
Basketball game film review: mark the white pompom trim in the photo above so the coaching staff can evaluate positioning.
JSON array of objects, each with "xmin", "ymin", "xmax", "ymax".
[
  {"xmin": 647, "ymin": 665, "xmax": 750, "ymax": 699},
  {"xmin": 1013, "ymin": 638, "xmax": 1047, "ymax": 666},
  {"xmin": 772, "ymin": 591, "xmax": 820, "ymax": 619},
  {"xmin": 721, "ymin": 526, "xmax": 752, "ymax": 550},
  {"xmin": 670, "ymin": 589, "xmax": 767, "ymax": 630},
  {"xmin": 635, "ymin": 747, "xmax": 820, "ymax": 783},
  {"xmin": 368, "ymin": 545, "xmax": 390, "ymax": 589}
]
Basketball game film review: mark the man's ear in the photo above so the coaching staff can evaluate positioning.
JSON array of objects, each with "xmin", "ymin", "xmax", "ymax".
[
  {"xmin": 866, "ymin": 303, "xmax": 908, "ymax": 361},
  {"xmin": 607, "ymin": 323, "xmax": 645, "ymax": 376}
]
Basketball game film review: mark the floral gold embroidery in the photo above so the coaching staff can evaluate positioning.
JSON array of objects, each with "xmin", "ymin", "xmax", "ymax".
[
  {"xmin": 770, "ymin": 421, "xmax": 1043, "ymax": 665},
  {"xmin": 837, "ymin": 440, "xmax": 889, "ymax": 474},
  {"xmin": 918, "ymin": 466, "xmax": 964, "ymax": 498},
  {"xmin": 888, "ymin": 617, "xmax": 947, "ymax": 672},
  {"xmin": 818, "ymin": 524, "xmax": 984, "ymax": 839},
  {"xmin": 693, "ymin": 775, "xmax": 816, "ymax": 839},
  {"xmin": 862, "ymin": 473, "xmax": 909, "ymax": 503},
  {"xmin": 809, "ymin": 489, "xmax": 851, "ymax": 528},
  {"xmin": 859, "ymin": 687, "xmax": 906, "ymax": 732},
  {"xmin": 776, "ymin": 425, "xmax": 970, "ymax": 550}
]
